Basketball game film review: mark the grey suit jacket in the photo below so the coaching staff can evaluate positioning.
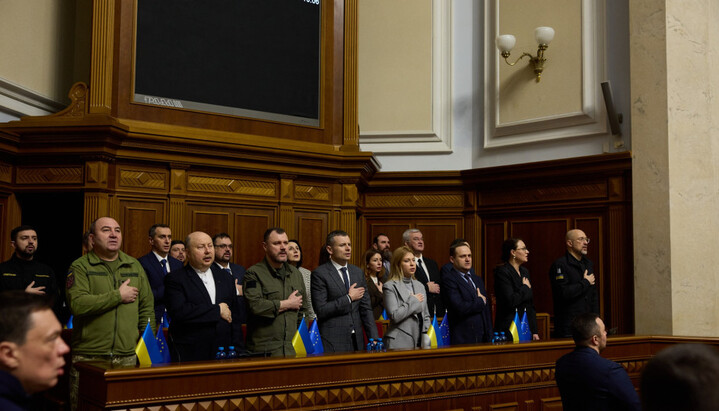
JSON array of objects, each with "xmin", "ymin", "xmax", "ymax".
[
  {"xmin": 311, "ymin": 261, "xmax": 378, "ymax": 352},
  {"xmin": 383, "ymin": 278, "xmax": 431, "ymax": 350}
]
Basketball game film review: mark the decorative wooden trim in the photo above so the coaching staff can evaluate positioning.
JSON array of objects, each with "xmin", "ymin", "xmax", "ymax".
[
  {"xmin": 16, "ymin": 166, "xmax": 83, "ymax": 185},
  {"xmin": 186, "ymin": 175, "xmax": 277, "ymax": 198},
  {"xmin": 118, "ymin": 168, "xmax": 166, "ymax": 190},
  {"xmin": 83, "ymin": 192, "xmax": 110, "ymax": 230},
  {"xmin": 295, "ymin": 184, "xmax": 330, "ymax": 202},
  {"xmin": 0, "ymin": 162, "xmax": 11, "ymax": 184},
  {"xmin": 365, "ymin": 193, "xmax": 464, "ymax": 209},
  {"xmin": 89, "ymin": 0, "xmax": 115, "ymax": 114},
  {"xmin": 343, "ymin": 0, "xmax": 359, "ymax": 148}
]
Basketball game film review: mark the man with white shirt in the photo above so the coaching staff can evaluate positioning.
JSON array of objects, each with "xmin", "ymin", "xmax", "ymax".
[
  {"xmin": 138, "ymin": 224, "xmax": 183, "ymax": 326},
  {"xmin": 312, "ymin": 230, "xmax": 378, "ymax": 353},
  {"xmin": 243, "ymin": 228, "xmax": 309, "ymax": 356},
  {"xmin": 164, "ymin": 231, "xmax": 243, "ymax": 362},
  {"xmin": 403, "ymin": 228, "xmax": 444, "ymax": 316}
]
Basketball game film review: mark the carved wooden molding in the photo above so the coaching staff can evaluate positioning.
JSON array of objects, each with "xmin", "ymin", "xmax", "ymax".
[
  {"xmin": 343, "ymin": 0, "xmax": 359, "ymax": 148},
  {"xmin": 295, "ymin": 184, "xmax": 330, "ymax": 201},
  {"xmin": 89, "ymin": 0, "xmax": 115, "ymax": 114},
  {"xmin": 16, "ymin": 166, "xmax": 83, "ymax": 185},
  {"xmin": 365, "ymin": 193, "xmax": 464, "ymax": 209},
  {"xmin": 187, "ymin": 175, "xmax": 276, "ymax": 197},
  {"xmin": 0, "ymin": 162, "xmax": 11, "ymax": 184},
  {"xmin": 118, "ymin": 169, "xmax": 166, "ymax": 190}
]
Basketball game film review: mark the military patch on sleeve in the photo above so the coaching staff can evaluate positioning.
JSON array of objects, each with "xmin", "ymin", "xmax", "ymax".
[
  {"xmin": 66, "ymin": 271, "xmax": 74, "ymax": 289},
  {"xmin": 554, "ymin": 274, "xmax": 564, "ymax": 280},
  {"xmin": 246, "ymin": 280, "xmax": 257, "ymax": 289}
]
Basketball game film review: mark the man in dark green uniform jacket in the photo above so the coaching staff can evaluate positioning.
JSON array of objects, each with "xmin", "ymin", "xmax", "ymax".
[
  {"xmin": 244, "ymin": 227, "xmax": 309, "ymax": 357},
  {"xmin": 66, "ymin": 217, "xmax": 155, "ymax": 410}
]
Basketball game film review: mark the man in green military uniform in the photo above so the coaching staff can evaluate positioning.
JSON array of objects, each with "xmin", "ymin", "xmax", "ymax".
[
  {"xmin": 66, "ymin": 217, "xmax": 155, "ymax": 410},
  {"xmin": 244, "ymin": 227, "xmax": 309, "ymax": 357}
]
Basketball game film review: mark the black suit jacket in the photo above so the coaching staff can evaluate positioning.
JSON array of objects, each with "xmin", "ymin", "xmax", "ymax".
[
  {"xmin": 493, "ymin": 263, "xmax": 538, "ymax": 335},
  {"xmin": 414, "ymin": 257, "xmax": 445, "ymax": 316},
  {"xmin": 311, "ymin": 261, "xmax": 378, "ymax": 352},
  {"xmin": 555, "ymin": 346, "xmax": 641, "ymax": 410},
  {"xmin": 138, "ymin": 252, "xmax": 183, "ymax": 325},
  {"xmin": 164, "ymin": 264, "xmax": 243, "ymax": 362},
  {"xmin": 215, "ymin": 262, "xmax": 247, "ymax": 324},
  {"xmin": 441, "ymin": 267, "xmax": 492, "ymax": 344}
]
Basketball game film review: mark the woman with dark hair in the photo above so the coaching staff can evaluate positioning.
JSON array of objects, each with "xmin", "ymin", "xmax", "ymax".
[
  {"xmin": 288, "ymin": 239, "xmax": 316, "ymax": 319},
  {"xmin": 493, "ymin": 238, "xmax": 539, "ymax": 341},
  {"xmin": 363, "ymin": 249, "xmax": 386, "ymax": 320}
]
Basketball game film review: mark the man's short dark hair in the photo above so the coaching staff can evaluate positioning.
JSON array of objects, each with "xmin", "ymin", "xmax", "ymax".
[
  {"xmin": 449, "ymin": 238, "xmax": 469, "ymax": 257},
  {"xmin": 148, "ymin": 223, "xmax": 170, "ymax": 238},
  {"xmin": 263, "ymin": 227, "xmax": 286, "ymax": 243},
  {"xmin": 372, "ymin": 233, "xmax": 388, "ymax": 245},
  {"xmin": 641, "ymin": 344, "xmax": 719, "ymax": 411},
  {"xmin": 170, "ymin": 239, "xmax": 185, "ymax": 247},
  {"xmin": 0, "ymin": 291, "xmax": 53, "ymax": 345},
  {"xmin": 326, "ymin": 230, "xmax": 349, "ymax": 247},
  {"xmin": 212, "ymin": 233, "xmax": 231, "ymax": 244},
  {"xmin": 10, "ymin": 225, "xmax": 35, "ymax": 242},
  {"xmin": 570, "ymin": 312, "xmax": 601, "ymax": 347}
]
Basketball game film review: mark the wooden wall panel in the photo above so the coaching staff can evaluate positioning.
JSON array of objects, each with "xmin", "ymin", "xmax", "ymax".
[
  {"xmin": 363, "ymin": 218, "xmax": 462, "ymax": 263},
  {"xmin": 234, "ymin": 209, "xmax": 275, "ymax": 268},
  {"xmin": 294, "ymin": 210, "xmax": 329, "ymax": 271},
  {"xmin": 118, "ymin": 198, "xmax": 167, "ymax": 259},
  {"xmin": 366, "ymin": 223, "xmax": 412, "ymax": 253}
]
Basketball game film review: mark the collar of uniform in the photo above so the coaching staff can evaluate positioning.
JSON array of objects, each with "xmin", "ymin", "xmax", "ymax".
[
  {"xmin": 564, "ymin": 250, "xmax": 588, "ymax": 266},
  {"xmin": 86, "ymin": 250, "xmax": 132, "ymax": 266},
  {"xmin": 263, "ymin": 257, "xmax": 290, "ymax": 278}
]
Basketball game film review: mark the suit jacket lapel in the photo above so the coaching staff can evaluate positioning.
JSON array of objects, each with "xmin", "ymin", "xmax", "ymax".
[
  {"xmin": 325, "ymin": 261, "xmax": 347, "ymax": 293},
  {"xmin": 186, "ymin": 266, "xmax": 213, "ymax": 305},
  {"xmin": 394, "ymin": 280, "xmax": 411, "ymax": 302}
]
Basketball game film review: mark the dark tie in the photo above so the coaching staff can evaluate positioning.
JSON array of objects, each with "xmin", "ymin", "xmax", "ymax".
[
  {"xmin": 160, "ymin": 259, "xmax": 167, "ymax": 274},
  {"xmin": 464, "ymin": 273, "xmax": 476, "ymax": 289},
  {"xmin": 224, "ymin": 267, "xmax": 232, "ymax": 276},
  {"xmin": 340, "ymin": 267, "xmax": 350, "ymax": 292},
  {"xmin": 415, "ymin": 259, "xmax": 429, "ymax": 283}
]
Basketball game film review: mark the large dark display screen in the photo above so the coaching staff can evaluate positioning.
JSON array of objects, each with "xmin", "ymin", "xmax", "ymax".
[{"xmin": 133, "ymin": 0, "xmax": 321, "ymax": 126}]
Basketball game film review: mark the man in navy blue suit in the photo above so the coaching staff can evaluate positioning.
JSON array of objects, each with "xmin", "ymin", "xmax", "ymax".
[
  {"xmin": 138, "ymin": 224, "xmax": 183, "ymax": 326},
  {"xmin": 213, "ymin": 233, "xmax": 247, "ymax": 324},
  {"xmin": 555, "ymin": 313, "xmax": 640, "ymax": 411},
  {"xmin": 441, "ymin": 241, "xmax": 492, "ymax": 344}
]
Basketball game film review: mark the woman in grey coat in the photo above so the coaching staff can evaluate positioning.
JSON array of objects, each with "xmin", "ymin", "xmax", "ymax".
[{"xmin": 383, "ymin": 246, "xmax": 431, "ymax": 350}]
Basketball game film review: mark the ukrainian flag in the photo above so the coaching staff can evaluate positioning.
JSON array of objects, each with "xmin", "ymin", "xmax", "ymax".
[
  {"xmin": 65, "ymin": 315, "xmax": 73, "ymax": 329},
  {"xmin": 292, "ymin": 317, "xmax": 312, "ymax": 356},
  {"xmin": 426, "ymin": 312, "xmax": 439, "ymax": 348},
  {"xmin": 379, "ymin": 308, "xmax": 387, "ymax": 320},
  {"xmin": 309, "ymin": 319, "xmax": 324, "ymax": 354},
  {"xmin": 508, "ymin": 310, "xmax": 520, "ymax": 343},
  {"xmin": 135, "ymin": 321, "xmax": 162, "ymax": 366}
]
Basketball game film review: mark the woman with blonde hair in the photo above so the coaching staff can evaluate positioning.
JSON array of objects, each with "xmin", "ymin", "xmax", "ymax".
[
  {"xmin": 383, "ymin": 246, "xmax": 431, "ymax": 349},
  {"xmin": 363, "ymin": 249, "xmax": 386, "ymax": 320}
]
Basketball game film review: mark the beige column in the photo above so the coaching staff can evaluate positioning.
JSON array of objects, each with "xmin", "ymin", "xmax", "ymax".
[{"xmin": 631, "ymin": 0, "xmax": 719, "ymax": 336}]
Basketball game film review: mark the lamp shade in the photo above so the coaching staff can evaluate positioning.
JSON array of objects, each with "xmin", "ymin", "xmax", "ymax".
[
  {"xmin": 496, "ymin": 34, "xmax": 516, "ymax": 52},
  {"xmin": 534, "ymin": 27, "xmax": 555, "ymax": 45}
]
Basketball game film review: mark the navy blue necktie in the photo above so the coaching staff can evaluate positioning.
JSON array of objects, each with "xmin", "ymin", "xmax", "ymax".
[
  {"xmin": 160, "ymin": 259, "xmax": 167, "ymax": 274},
  {"xmin": 340, "ymin": 267, "xmax": 350, "ymax": 292}
]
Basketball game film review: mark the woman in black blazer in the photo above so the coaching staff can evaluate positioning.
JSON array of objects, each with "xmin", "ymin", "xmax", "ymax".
[
  {"xmin": 493, "ymin": 238, "xmax": 539, "ymax": 340},
  {"xmin": 363, "ymin": 249, "xmax": 386, "ymax": 320}
]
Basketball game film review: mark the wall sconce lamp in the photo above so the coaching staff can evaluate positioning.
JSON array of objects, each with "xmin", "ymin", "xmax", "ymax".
[{"xmin": 496, "ymin": 27, "xmax": 555, "ymax": 82}]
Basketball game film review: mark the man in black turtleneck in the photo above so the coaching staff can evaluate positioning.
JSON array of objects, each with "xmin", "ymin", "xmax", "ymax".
[{"xmin": 0, "ymin": 226, "xmax": 61, "ymax": 318}]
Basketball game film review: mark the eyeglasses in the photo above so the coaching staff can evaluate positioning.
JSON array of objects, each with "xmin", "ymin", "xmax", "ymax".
[
  {"xmin": 516, "ymin": 247, "xmax": 528, "ymax": 251},
  {"xmin": 214, "ymin": 244, "xmax": 232, "ymax": 250},
  {"xmin": 574, "ymin": 237, "xmax": 590, "ymax": 244}
]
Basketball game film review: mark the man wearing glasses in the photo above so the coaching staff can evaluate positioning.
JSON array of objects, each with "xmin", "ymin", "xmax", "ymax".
[
  {"xmin": 549, "ymin": 229, "xmax": 598, "ymax": 338},
  {"xmin": 213, "ymin": 233, "xmax": 247, "ymax": 324}
]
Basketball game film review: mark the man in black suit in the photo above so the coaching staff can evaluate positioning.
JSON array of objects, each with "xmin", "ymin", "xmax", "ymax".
[
  {"xmin": 164, "ymin": 231, "xmax": 243, "ymax": 362},
  {"xmin": 403, "ymin": 228, "xmax": 444, "ymax": 316},
  {"xmin": 213, "ymin": 233, "xmax": 247, "ymax": 324},
  {"xmin": 138, "ymin": 224, "xmax": 183, "ymax": 326},
  {"xmin": 311, "ymin": 230, "xmax": 378, "ymax": 353},
  {"xmin": 555, "ymin": 313, "xmax": 640, "ymax": 410},
  {"xmin": 441, "ymin": 241, "xmax": 492, "ymax": 344}
]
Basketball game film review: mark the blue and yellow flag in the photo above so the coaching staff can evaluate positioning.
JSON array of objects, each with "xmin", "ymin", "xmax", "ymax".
[
  {"xmin": 65, "ymin": 315, "xmax": 73, "ymax": 329},
  {"xmin": 509, "ymin": 310, "xmax": 520, "ymax": 343},
  {"xmin": 292, "ymin": 317, "xmax": 312, "ymax": 356},
  {"xmin": 162, "ymin": 311, "xmax": 170, "ymax": 329},
  {"xmin": 379, "ymin": 308, "xmax": 388, "ymax": 320},
  {"xmin": 135, "ymin": 321, "xmax": 162, "ymax": 366},
  {"xmin": 438, "ymin": 312, "xmax": 449, "ymax": 346},
  {"xmin": 156, "ymin": 325, "xmax": 171, "ymax": 363},
  {"xmin": 309, "ymin": 319, "xmax": 324, "ymax": 354},
  {"xmin": 426, "ymin": 312, "xmax": 439, "ymax": 348}
]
